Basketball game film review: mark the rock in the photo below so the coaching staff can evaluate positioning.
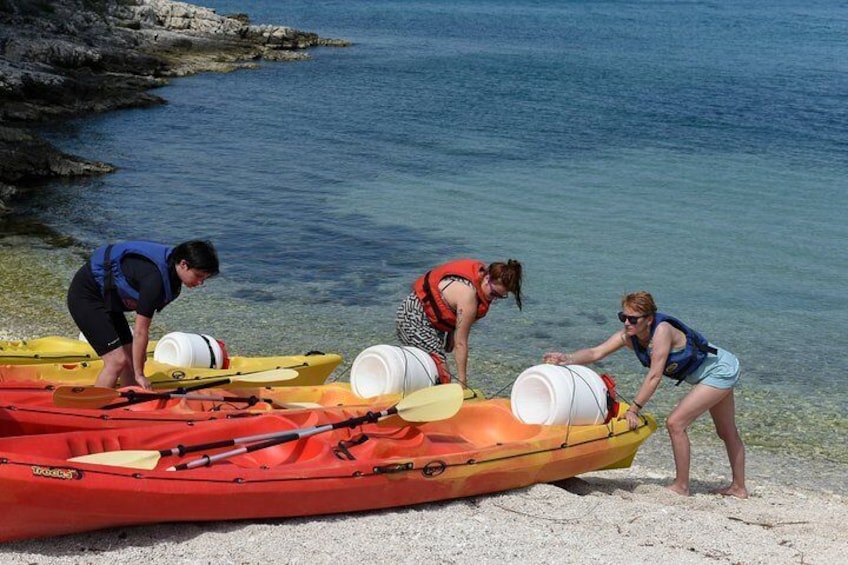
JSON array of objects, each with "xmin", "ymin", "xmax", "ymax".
[
  {"xmin": 0, "ymin": 0, "xmax": 349, "ymax": 215},
  {"xmin": 0, "ymin": 125, "xmax": 114, "ymax": 182}
]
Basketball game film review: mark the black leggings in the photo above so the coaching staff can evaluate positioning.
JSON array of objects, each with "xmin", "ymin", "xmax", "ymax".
[{"xmin": 66, "ymin": 264, "xmax": 132, "ymax": 356}]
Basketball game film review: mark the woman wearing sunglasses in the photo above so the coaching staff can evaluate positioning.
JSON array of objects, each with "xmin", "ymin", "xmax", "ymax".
[
  {"xmin": 396, "ymin": 258, "xmax": 523, "ymax": 388},
  {"xmin": 543, "ymin": 290, "xmax": 747, "ymax": 499}
]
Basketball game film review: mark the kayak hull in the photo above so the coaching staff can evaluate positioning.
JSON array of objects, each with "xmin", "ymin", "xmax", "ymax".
[
  {"xmin": 0, "ymin": 353, "xmax": 342, "ymax": 389},
  {"xmin": 0, "ymin": 399, "xmax": 655, "ymax": 542},
  {"xmin": 0, "ymin": 336, "xmax": 154, "ymax": 364},
  {"xmin": 0, "ymin": 382, "xmax": 482, "ymax": 436}
]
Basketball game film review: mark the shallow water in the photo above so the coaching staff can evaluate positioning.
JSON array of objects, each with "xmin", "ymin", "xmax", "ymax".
[{"xmin": 6, "ymin": 0, "xmax": 846, "ymax": 490}]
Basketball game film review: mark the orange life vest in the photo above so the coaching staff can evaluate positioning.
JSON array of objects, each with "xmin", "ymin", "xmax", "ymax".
[{"xmin": 412, "ymin": 259, "xmax": 491, "ymax": 332}]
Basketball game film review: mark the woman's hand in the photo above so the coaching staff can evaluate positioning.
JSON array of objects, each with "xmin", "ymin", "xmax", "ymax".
[
  {"xmin": 542, "ymin": 351, "xmax": 568, "ymax": 364},
  {"xmin": 134, "ymin": 374, "xmax": 152, "ymax": 391},
  {"xmin": 622, "ymin": 409, "xmax": 640, "ymax": 430}
]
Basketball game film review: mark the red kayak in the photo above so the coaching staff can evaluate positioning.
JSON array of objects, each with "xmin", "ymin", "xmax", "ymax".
[
  {"xmin": 0, "ymin": 380, "xmax": 422, "ymax": 436},
  {"xmin": 0, "ymin": 385, "xmax": 655, "ymax": 542}
]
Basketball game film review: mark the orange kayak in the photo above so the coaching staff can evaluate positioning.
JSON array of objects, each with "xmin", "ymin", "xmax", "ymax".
[
  {"xmin": 0, "ymin": 398, "xmax": 655, "ymax": 542},
  {"xmin": 0, "ymin": 381, "xmax": 483, "ymax": 436}
]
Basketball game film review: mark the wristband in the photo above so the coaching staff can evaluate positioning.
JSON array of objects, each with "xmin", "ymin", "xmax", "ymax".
[{"xmin": 633, "ymin": 400, "xmax": 643, "ymax": 410}]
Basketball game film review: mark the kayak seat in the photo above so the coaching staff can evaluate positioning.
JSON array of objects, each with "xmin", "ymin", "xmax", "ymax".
[
  {"xmin": 122, "ymin": 398, "xmax": 175, "ymax": 412},
  {"xmin": 128, "ymin": 396, "xmax": 271, "ymax": 414},
  {"xmin": 66, "ymin": 434, "xmax": 125, "ymax": 459},
  {"xmin": 447, "ymin": 401, "xmax": 541, "ymax": 444},
  {"xmin": 174, "ymin": 398, "xmax": 246, "ymax": 413},
  {"xmin": 229, "ymin": 436, "xmax": 330, "ymax": 469},
  {"xmin": 424, "ymin": 433, "xmax": 476, "ymax": 455}
]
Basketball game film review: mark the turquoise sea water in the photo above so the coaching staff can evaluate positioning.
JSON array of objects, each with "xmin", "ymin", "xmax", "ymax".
[{"xmin": 11, "ymin": 1, "xmax": 847, "ymax": 491}]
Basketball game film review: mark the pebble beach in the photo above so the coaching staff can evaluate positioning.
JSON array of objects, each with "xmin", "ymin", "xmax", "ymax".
[{"xmin": 0, "ymin": 463, "xmax": 845, "ymax": 564}]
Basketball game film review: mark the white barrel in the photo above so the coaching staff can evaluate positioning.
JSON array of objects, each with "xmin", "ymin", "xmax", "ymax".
[
  {"xmin": 153, "ymin": 332, "xmax": 229, "ymax": 369},
  {"xmin": 350, "ymin": 345, "xmax": 438, "ymax": 398},
  {"xmin": 510, "ymin": 364, "xmax": 609, "ymax": 425}
]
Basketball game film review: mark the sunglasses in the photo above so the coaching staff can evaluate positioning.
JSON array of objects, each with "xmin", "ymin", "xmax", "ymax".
[
  {"xmin": 488, "ymin": 279, "xmax": 508, "ymax": 300},
  {"xmin": 617, "ymin": 311, "xmax": 648, "ymax": 324}
]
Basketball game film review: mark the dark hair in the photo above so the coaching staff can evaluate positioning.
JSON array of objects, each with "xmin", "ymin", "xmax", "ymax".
[
  {"xmin": 170, "ymin": 240, "xmax": 219, "ymax": 276},
  {"xmin": 489, "ymin": 259, "xmax": 523, "ymax": 310}
]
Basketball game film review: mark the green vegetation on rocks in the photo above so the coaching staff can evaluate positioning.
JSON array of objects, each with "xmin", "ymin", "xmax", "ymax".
[{"xmin": 0, "ymin": 238, "xmax": 80, "ymax": 339}]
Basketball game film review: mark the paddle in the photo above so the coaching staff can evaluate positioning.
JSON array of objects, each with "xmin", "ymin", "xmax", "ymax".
[
  {"xmin": 169, "ymin": 383, "xmax": 463, "ymax": 471},
  {"xmin": 56, "ymin": 388, "xmax": 279, "ymax": 410},
  {"xmin": 69, "ymin": 384, "xmax": 463, "ymax": 471},
  {"xmin": 52, "ymin": 369, "xmax": 298, "ymax": 409},
  {"xmin": 148, "ymin": 365, "xmax": 303, "ymax": 390}
]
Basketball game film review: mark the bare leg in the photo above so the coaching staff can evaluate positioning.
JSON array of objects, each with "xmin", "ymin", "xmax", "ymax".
[
  {"xmin": 94, "ymin": 344, "xmax": 133, "ymax": 388},
  {"xmin": 664, "ymin": 384, "xmax": 732, "ymax": 496},
  {"xmin": 709, "ymin": 391, "xmax": 748, "ymax": 499}
]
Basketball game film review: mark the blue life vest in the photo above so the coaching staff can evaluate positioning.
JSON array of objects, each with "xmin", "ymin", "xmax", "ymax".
[
  {"xmin": 90, "ymin": 241, "xmax": 174, "ymax": 311},
  {"xmin": 631, "ymin": 312, "xmax": 718, "ymax": 385}
]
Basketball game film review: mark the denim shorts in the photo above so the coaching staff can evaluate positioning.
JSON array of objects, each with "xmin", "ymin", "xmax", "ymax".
[{"xmin": 684, "ymin": 346, "xmax": 740, "ymax": 389}]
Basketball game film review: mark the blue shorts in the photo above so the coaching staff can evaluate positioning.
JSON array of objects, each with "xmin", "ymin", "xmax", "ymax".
[{"xmin": 684, "ymin": 346, "xmax": 740, "ymax": 389}]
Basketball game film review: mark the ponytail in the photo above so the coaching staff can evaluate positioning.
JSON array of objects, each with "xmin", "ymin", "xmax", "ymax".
[{"xmin": 489, "ymin": 259, "xmax": 523, "ymax": 310}]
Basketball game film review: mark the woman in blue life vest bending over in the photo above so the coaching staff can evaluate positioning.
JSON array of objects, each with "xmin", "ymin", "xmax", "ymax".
[
  {"xmin": 396, "ymin": 258, "xmax": 523, "ymax": 388},
  {"xmin": 67, "ymin": 240, "xmax": 219, "ymax": 390},
  {"xmin": 543, "ymin": 291, "xmax": 748, "ymax": 499}
]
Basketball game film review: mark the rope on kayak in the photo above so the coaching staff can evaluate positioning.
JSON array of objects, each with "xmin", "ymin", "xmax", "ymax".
[
  {"xmin": 488, "ymin": 380, "xmax": 513, "ymax": 399},
  {"xmin": 323, "ymin": 361, "xmax": 351, "ymax": 384},
  {"xmin": 399, "ymin": 345, "xmax": 442, "ymax": 396},
  {"xmin": 613, "ymin": 390, "xmax": 649, "ymax": 427}
]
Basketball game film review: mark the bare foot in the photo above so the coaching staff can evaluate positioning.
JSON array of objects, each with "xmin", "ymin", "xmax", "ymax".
[
  {"xmin": 664, "ymin": 484, "xmax": 690, "ymax": 496},
  {"xmin": 711, "ymin": 485, "xmax": 749, "ymax": 499}
]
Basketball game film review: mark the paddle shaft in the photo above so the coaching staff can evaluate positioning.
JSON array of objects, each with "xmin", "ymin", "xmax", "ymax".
[
  {"xmin": 135, "ymin": 373, "xmax": 231, "ymax": 394},
  {"xmin": 99, "ymin": 368, "xmax": 296, "ymax": 408},
  {"xmin": 170, "ymin": 407, "xmax": 397, "ymax": 471},
  {"xmin": 149, "ymin": 366, "xmax": 300, "ymax": 390},
  {"xmin": 101, "ymin": 390, "xmax": 274, "ymax": 410},
  {"xmin": 96, "ymin": 378, "xmax": 235, "ymax": 409}
]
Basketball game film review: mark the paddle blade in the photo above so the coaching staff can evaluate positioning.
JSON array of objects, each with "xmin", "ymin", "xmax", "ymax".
[
  {"xmin": 278, "ymin": 402, "xmax": 324, "ymax": 409},
  {"xmin": 52, "ymin": 386, "xmax": 121, "ymax": 409},
  {"xmin": 395, "ymin": 384, "xmax": 463, "ymax": 422},
  {"xmin": 228, "ymin": 368, "xmax": 299, "ymax": 384},
  {"xmin": 68, "ymin": 450, "xmax": 161, "ymax": 470}
]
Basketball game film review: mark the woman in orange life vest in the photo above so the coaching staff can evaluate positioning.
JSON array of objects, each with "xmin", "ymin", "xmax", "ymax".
[
  {"xmin": 396, "ymin": 259, "xmax": 523, "ymax": 387},
  {"xmin": 67, "ymin": 240, "xmax": 219, "ymax": 390},
  {"xmin": 543, "ymin": 291, "xmax": 747, "ymax": 499}
]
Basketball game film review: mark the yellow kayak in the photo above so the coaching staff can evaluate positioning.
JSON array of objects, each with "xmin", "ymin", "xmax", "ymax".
[
  {"xmin": 0, "ymin": 353, "xmax": 343, "ymax": 389},
  {"xmin": 0, "ymin": 335, "xmax": 156, "ymax": 365}
]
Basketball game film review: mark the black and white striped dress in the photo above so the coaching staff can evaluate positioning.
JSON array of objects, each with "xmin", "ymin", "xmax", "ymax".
[{"xmin": 394, "ymin": 275, "xmax": 472, "ymax": 366}]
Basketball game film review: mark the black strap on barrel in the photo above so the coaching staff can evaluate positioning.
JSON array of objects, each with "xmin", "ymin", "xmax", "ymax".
[{"xmin": 198, "ymin": 334, "xmax": 218, "ymax": 369}]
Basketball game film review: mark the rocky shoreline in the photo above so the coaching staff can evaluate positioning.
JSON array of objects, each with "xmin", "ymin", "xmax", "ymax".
[{"xmin": 0, "ymin": 0, "xmax": 347, "ymax": 215}]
